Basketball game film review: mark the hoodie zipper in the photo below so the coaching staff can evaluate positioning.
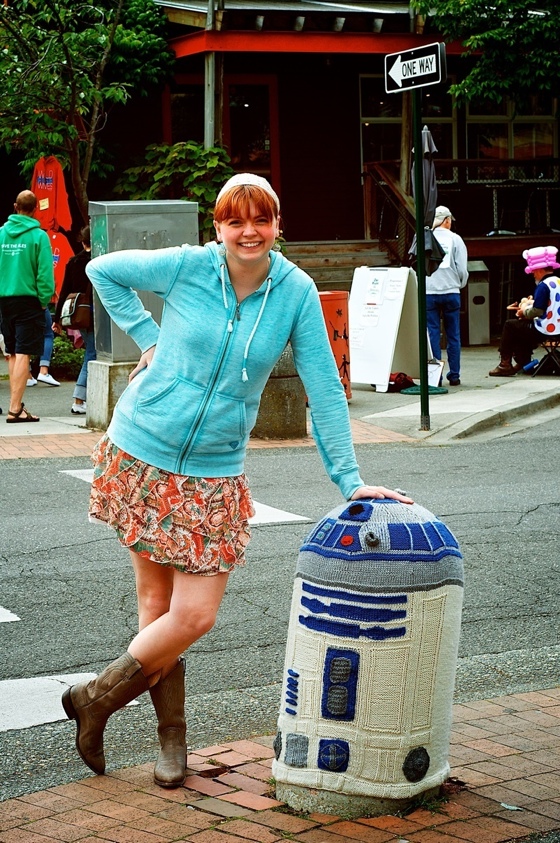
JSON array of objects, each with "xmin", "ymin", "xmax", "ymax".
[{"xmin": 177, "ymin": 296, "xmax": 240, "ymax": 469}]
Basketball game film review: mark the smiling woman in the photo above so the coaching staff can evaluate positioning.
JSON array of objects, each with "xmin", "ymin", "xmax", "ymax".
[
  {"xmin": 213, "ymin": 175, "xmax": 280, "ymax": 297},
  {"xmin": 61, "ymin": 171, "xmax": 412, "ymax": 793}
]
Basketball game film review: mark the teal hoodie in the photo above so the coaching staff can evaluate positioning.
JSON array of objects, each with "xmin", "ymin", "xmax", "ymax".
[
  {"xmin": 87, "ymin": 241, "xmax": 364, "ymax": 499},
  {"xmin": 0, "ymin": 214, "xmax": 54, "ymax": 306}
]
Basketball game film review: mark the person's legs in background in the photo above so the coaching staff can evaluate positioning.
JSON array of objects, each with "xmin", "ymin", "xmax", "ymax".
[
  {"xmin": 2, "ymin": 297, "xmax": 43, "ymax": 421},
  {"xmin": 426, "ymin": 294, "xmax": 443, "ymax": 361},
  {"xmin": 72, "ymin": 328, "xmax": 96, "ymax": 414},
  {"xmin": 441, "ymin": 293, "xmax": 462, "ymax": 385},
  {"xmin": 489, "ymin": 319, "xmax": 539, "ymax": 376},
  {"xmin": 36, "ymin": 308, "xmax": 60, "ymax": 387}
]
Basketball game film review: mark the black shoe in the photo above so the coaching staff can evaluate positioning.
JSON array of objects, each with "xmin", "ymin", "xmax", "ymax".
[{"xmin": 448, "ymin": 378, "xmax": 461, "ymax": 386}]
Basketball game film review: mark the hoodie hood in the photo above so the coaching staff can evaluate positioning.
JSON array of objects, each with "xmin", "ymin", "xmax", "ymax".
[
  {"xmin": 4, "ymin": 214, "xmax": 41, "ymax": 238},
  {"xmin": 205, "ymin": 240, "xmax": 300, "ymax": 381}
]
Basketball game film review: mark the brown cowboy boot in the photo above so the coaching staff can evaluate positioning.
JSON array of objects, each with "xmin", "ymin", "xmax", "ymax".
[
  {"xmin": 489, "ymin": 357, "xmax": 517, "ymax": 377},
  {"xmin": 149, "ymin": 658, "xmax": 187, "ymax": 788},
  {"xmin": 62, "ymin": 652, "xmax": 149, "ymax": 775}
]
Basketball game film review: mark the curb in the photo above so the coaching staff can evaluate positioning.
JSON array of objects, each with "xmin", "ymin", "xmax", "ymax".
[{"xmin": 423, "ymin": 388, "xmax": 560, "ymax": 444}]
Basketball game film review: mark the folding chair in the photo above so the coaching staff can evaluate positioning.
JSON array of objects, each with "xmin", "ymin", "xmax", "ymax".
[{"xmin": 531, "ymin": 337, "xmax": 560, "ymax": 377}]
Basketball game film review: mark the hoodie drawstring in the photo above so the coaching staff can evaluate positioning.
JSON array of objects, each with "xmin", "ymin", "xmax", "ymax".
[
  {"xmin": 219, "ymin": 253, "xmax": 273, "ymax": 381},
  {"xmin": 241, "ymin": 277, "xmax": 272, "ymax": 382},
  {"xmin": 220, "ymin": 262, "xmax": 234, "ymax": 333}
]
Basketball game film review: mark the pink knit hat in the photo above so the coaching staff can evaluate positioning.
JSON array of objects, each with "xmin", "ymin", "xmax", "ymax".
[{"xmin": 522, "ymin": 245, "xmax": 560, "ymax": 274}]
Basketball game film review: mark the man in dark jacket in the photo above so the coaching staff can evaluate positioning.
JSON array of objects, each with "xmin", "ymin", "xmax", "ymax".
[{"xmin": 0, "ymin": 190, "xmax": 55, "ymax": 422}]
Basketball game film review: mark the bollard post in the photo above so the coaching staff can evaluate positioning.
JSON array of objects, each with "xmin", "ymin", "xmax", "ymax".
[
  {"xmin": 273, "ymin": 498, "xmax": 463, "ymax": 818},
  {"xmin": 252, "ymin": 343, "xmax": 307, "ymax": 439}
]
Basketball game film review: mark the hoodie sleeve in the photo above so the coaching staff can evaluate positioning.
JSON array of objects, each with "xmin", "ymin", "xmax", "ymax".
[
  {"xmin": 37, "ymin": 231, "xmax": 56, "ymax": 307},
  {"xmin": 86, "ymin": 247, "xmax": 184, "ymax": 353},
  {"xmin": 290, "ymin": 283, "xmax": 364, "ymax": 500}
]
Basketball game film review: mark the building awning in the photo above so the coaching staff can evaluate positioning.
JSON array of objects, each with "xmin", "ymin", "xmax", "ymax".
[{"xmin": 169, "ymin": 29, "xmax": 464, "ymax": 58}]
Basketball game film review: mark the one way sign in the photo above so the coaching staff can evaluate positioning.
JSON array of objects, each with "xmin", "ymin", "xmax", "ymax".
[{"xmin": 385, "ymin": 42, "xmax": 446, "ymax": 93}]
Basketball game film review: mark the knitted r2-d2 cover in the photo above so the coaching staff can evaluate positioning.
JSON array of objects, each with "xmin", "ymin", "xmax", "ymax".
[{"xmin": 273, "ymin": 498, "xmax": 464, "ymax": 802}]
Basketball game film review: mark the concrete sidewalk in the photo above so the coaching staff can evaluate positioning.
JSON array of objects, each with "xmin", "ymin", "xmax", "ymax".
[
  {"xmin": 1, "ymin": 344, "xmax": 559, "ymax": 459},
  {"xmin": 1, "ymin": 687, "xmax": 559, "ymax": 842}
]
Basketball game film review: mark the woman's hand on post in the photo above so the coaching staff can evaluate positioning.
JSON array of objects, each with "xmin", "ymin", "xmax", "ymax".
[
  {"xmin": 129, "ymin": 345, "xmax": 156, "ymax": 383},
  {"xmin": 350, "ymin": 485, "xmax": 414, "ymax": 504}
]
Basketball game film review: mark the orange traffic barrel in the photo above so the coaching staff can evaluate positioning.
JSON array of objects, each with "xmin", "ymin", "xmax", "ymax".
[{"xmin": 318, "ymin": 290, "xmax": 352, "ymax": 400}]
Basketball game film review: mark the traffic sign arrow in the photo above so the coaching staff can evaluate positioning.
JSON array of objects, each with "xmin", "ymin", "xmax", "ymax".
[{"xmin": 385, "ymin": 43, "xmax": 446, "ymax": 93}]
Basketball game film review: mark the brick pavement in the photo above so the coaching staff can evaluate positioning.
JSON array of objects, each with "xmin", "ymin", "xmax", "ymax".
[
  {"xmin": 1, "ymin": 688, "xmax": 559, "ymax": 842},
  {"xmin": 0, "ymin": 420, "xmax": 413, "ymax": 460}
]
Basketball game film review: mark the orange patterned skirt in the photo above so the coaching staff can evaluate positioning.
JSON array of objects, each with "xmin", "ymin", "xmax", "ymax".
[{"xmin": 89, "ymin": 435, "xmax": 255, "ymax": 575}]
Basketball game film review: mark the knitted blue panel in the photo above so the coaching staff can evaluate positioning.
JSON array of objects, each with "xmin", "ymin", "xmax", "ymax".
[
  {"xmin": 301, "ymin": 595, "xmax": 406, "ymax": 624},
  {"xmin": 302, "ymin": 581, "xmax": 407, "ymax": 605},
  {"xmin": 338, "ymin": 502, "xmax": 374, "ymax": 522},
  {"xmin": 299, "ymin": 614, "xmax": 406, "ymax": 641},
  {"xmin": 321, "ymin": 648, "xmax": 359, "ymax": 721},
  {"xmin": 284, "ymin": 669, "xmax": 300, "ymax": 715},
  {"xmin": 318, "ymin": 739, "xmax": 350, "ymax": 772}
]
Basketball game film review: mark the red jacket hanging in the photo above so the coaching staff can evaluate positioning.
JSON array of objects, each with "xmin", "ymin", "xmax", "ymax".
[
  {"xmin": 31, "ymin": 155, "xmax": 72, "ymax": 232},
  {"xmin": 47, "ymin": 229, "xmax": 76, "ymax": 300}
]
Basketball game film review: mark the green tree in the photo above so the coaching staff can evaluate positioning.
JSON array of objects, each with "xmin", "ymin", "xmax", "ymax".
[
  {"xmin": 414, "ymin": 0, "xmax": 558, "ymax": 104},
  {"xmin": 115, "ymin": 141, "xmax": 235, "ymax": 242},
  {"xmin": 0, "ymin": 0, "xmax": 174, "ymax": 225}
]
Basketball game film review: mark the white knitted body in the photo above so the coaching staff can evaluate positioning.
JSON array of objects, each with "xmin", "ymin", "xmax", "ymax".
[{"xmin": 273, "ymin": 499, "xmax": 464, "ymax": 802}]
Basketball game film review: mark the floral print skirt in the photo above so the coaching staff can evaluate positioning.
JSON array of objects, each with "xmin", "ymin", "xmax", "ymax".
[{"xmin": 89, "ymin": 435, "xmax": 255, "ymax": 575}]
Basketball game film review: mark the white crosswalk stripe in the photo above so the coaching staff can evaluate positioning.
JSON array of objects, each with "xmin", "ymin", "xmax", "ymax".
[
  {"xmin": 0, "ymin": 607, "xmax": 20, "ymax": 623},
  {"xmin": 0, "ymin": 675, "xmax": 138, "ymax": 732}
]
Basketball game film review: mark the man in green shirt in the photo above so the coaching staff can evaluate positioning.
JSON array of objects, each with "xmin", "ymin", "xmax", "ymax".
[{"xmin": 0, "ymin": 190, "xmax": 55, "ymax": 422}]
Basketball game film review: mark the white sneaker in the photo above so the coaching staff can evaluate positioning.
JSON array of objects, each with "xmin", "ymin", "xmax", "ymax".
[
  {"xmin": 26, "ymin": 377, "xmax": 38, "ymax": 387},
  {"xmin": 37, "ymin": 373, "xmax": 60, "ymax": 386},
  {"xmin": 71, "ymin": 403, "xmax": 87, "ymax": 415}
]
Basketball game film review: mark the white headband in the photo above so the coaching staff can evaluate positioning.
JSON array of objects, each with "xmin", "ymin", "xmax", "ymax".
[{"xmin": 216, "ymin": 173, "xmax": 280, "ymax": 211}]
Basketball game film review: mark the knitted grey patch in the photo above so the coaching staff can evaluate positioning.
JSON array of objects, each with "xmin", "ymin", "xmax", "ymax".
[
  {"xmin": 329, "ymin": 656, "xmax": 352, "ymax": 683},
  {"xmin": 326, "ymin": 684, "xmax": 349, "ymax": 716},
  {"xmin": 273, "ymin": 732, "xmax": 282, "ymax": 761},
  {"xmin": 285, "ymin": 733, "xmax": 309, "ymax": 768}
]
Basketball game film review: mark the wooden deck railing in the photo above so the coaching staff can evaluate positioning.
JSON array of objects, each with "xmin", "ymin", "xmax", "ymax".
[{"xmin": 364, "ymin": 158, "xmax": 560, "ymax": 249}]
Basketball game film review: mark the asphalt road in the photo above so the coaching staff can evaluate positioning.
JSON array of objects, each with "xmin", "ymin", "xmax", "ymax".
[{"xmin": 1, "ymin": 425, "xmax": 559, "ymax": 801}]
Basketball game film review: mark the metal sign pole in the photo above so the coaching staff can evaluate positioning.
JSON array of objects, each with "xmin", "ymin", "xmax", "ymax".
[{"xmin": 412, "ymin": 88, "xmax": 430, "ymax": 430}]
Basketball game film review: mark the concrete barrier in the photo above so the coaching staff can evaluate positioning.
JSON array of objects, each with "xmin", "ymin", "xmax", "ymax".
[{"xmin": 252, "ymin": 343, "xmax": 307, "ymax": 439}]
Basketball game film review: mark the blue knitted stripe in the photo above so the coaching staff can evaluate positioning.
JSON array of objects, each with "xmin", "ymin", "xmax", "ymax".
[{"xmin": 302, "ymin": 581, "xmax": 407, "ymax": 604}]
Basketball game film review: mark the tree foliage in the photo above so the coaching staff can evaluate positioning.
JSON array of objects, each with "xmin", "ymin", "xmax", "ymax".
[
  {"xmin": 0, "ymin": 0, "xmax": 175, "ymax": 225},
  {"xmin": 413, "ymin": 0, "xmax": 559, "ymax": 104},
  {"xmin": 115, "ymin": 142, "xmax": 235, "ymax": 242}
]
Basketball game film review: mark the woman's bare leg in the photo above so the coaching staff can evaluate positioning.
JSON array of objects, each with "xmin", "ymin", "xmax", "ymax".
[
  {"xmin": 130, "ymin": 550, "xmax": 174, "ymax": 630},
  {"xmin": 128, "ymin": 568, "xmax": 229, "ymax": 679}
]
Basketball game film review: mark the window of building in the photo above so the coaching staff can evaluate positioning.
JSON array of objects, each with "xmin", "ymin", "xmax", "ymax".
[
  {"xmin": 466, "ymin": 94, "xmax": 557, "ymax": 181},
  {"xmin": 359, "ymin": 75, "xmax": 456, "ymax": 181},
  {"xmin": 360, "ymin": 77, "xmax": 558, "ymax": 184}
]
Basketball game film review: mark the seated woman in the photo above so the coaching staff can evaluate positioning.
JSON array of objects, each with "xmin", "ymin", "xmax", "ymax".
[{"xmin": 489, "ymin": 245, "xmax": 560, "ymax": 377}]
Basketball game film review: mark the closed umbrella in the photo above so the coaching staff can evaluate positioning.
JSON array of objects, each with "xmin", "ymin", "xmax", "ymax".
[{"xmin": 408, "ymin": 125, "xmax": 444, "ymax": 275}]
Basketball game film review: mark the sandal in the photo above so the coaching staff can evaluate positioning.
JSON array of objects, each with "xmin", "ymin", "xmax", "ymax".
[{"xmin": 6, "ymin": 402, "xmax": 40, "ymax": 423}]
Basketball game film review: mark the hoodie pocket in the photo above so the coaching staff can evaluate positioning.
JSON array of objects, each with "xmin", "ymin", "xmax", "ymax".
[
  {"xmin": 190, "ymin": 389, "xmax": 248, "ymax": 454},
  {"xmin": 132, "ymin": 377, "xmax": 206, "ymax": 450}
]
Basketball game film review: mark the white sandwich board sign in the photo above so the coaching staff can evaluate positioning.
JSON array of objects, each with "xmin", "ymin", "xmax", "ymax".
[{"xmin": 349, "ymin": 266, "xmax": 437, "ymax": 393}]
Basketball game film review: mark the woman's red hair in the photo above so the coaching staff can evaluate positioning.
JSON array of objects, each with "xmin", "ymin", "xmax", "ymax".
[{"xmin": 213, "ymin": 184, "xmax": 278, "ymax": 224}]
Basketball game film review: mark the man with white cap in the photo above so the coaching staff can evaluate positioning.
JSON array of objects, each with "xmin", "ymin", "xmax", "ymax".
[
  {"xmin": 489, "ymin": 245, "xmax": 560, "ymax": 376},
  {"xmin": 426, "ymin": 206, "xmax": 469, "ymax": 386}
]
